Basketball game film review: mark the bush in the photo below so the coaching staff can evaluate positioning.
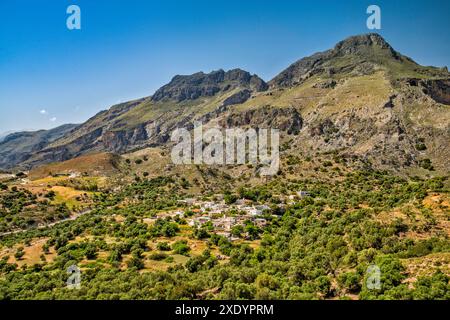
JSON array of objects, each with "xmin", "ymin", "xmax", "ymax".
[
  {"xmin": 149, "ymin": 252, "xmax": 168, "ymax": 261},
  {"xmin": 419, "ymin": 159, "xmax": 434, "ymax": 171},
  {"xmin": 172, "ymin": 240, "xmax": 190, "ymax": 255},
  {"xmin": 157, "ymin": 242, "xmax": 171, "ymax": 251},
  {"xmin": 224, "ymin": 193, "xmax": 238, "ymax": 205},
  {"xmin": 127, "ymin": 255, "xmax": 144, "ymax": 270},
  {"xmin": 412, "ymin": 271, "xmax": 450, "ymax": 300},
  {"xmin": 14, "ymin": 247, "xmax": 25, "ymax": 260},
  {"xmin": 338, "ymin": 272, "xmax": 361, "ymax": 293},
  {"xmin": 193, "ymin": 227, "xmax": 210, "ymax": 239},
  {"xmin": 84, "ymin": 244, "xmax": 98, "ymax": 260},
  {"xmin": 415, "ymin": 143, "xmax": 427, "ymax": 151}
]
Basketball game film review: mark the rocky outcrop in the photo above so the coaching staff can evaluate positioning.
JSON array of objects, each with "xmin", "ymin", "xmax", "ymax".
[
  {"xmin": 103, "ymin": 127, "xmax": 144, "ymax": 153},
  {"xmin": 269, "ymin": 33, "xmax": 449, "ymax": 89},
  {"xmin": 222, "ymin": 89, "xmax": 252, "ymax": 107},
  {"xmin": 333, "ymin": 33, "xmax": 400, "ymax": 59},
  {"xmin": 152, "ymin": 69, "xmax": 267, "ymax": 102},
  {"xmin": 312, "ymin": 79, "xmax": 337, "ymax": 89},
  {"xmin": 220, "ymin": 106, "xmax": 302, "ymax": 135},
  {"xmin": 420, "ymin": 79, "xmax": 450, "ymax": 105}
]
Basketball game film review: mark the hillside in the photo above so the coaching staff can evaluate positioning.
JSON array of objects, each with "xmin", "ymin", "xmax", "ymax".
[
  {"xmin": 269, "ymin": 33, "xmax": 449, "ymax": 88},
  {"xmin": 1, "ymin": 33, "xmax": 449, "ymax": 178},
  {"xmin": 0, "ymin": 124, "xmax": 78, "ymax": 170},
  {"xmin": 28, "ymin": 152, "xmax": 123, "ymax": 180},
  {"xmin": 0, "ymin": 33, "xmax": 448, "ymax": 301},
  {"xmin": 10, "ymin": 69, "xmax": 268, "ymax": 169}
]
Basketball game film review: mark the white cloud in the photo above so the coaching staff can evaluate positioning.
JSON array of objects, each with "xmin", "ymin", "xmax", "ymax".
[
  {"xmin": 40, "ymin": 109, "xmax": 48, "ymax": 115},
  {"xmin": 49, "ymin": 117, "xmax": 57, "ymax": 122}
]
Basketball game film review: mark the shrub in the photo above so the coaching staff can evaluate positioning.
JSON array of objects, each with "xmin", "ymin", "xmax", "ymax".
[
  {"xmin": 419, "ymin": 159, "xmax": 434, "ymax": 171},
  {"xmin": 14, "ymin": 247, "xmax": 25, "ymax": 260},
  {"xmin": 415, "ymin": 143, "xmax": 427, "ymax": 151},
  {"xmin": 157, "ymin": 242, "xmax": 171, "ymax": 251},
  {"xmin": 149, "ymin": 252, "xmax": 168, "ymax": 261},
  {"xmin": 172, "ymin": 240, "xmax": 190, "ymax": 255}
]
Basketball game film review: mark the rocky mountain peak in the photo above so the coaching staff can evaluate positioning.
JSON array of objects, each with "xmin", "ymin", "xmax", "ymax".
[
  {"xmin": 334, "ymin": 33, "xmax": 393, "ymax": 54},
  {"xmin": 332, "ymin": 33, "xmax": 397, "ymax": 56},
  {"xmin": 2, "ymin": 33, "xmax": 449, "ymax": 173},
  {"xmin": 269, "ymin": 33, "xmax": 409, "ymax": 88},
  {"xmin": 151, "ymin": 68, "xmax": 267, "ymax": 102}
]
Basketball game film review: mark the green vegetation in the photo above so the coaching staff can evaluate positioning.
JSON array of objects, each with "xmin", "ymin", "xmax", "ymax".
[
  {"xmin": 0, "ymin": 170, "xmax": 447, "ymax": 300},
  {"xmin": 419, "ymin": 159, "xmax": 434, "ymax": 171},
  {"xmin": 1, "ymin": 33, "xmax": 449, "ymax": 301},
  {"xmin": 0, "ymin": 187, "xmax": 70, "ymax": 233}
]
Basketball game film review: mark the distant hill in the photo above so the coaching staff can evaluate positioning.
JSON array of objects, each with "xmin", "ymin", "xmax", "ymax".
[
  {"xmin": 0, "ymin": 131, "xmax": 16, "ymax": 143},
  {"xmin": 0, "ymin": 124, "xmax": 78, "ymax": 170},
  {"xmin": 28, "ymin": 152, "xmax": 122, "ymax": 180}
]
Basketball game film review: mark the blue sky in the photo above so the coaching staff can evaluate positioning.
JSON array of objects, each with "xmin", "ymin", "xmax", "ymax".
[{"xmin": 0, "ymin": 0, "xmax": 449, "ymax": 133}]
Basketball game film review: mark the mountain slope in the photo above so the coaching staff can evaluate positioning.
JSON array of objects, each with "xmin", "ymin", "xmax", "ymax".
[
  {"xmin": 14, "ymin": 69, "xmax": 267, "ymax": 169},
  {"xmin": 0, "ymin": 131, "xmax": 16, "ymax": 143},
  {"xmin": 269, "ymin": 33, "xmax": 449, "ymax": 88},
  {"xmin": 0, "ymin": 124, "xmax": 78, "ymax": 170},
  {"xmin": 225, "ymin": 33, "xmax": 450, "ymax": 174},
  {"xmin": 1, "ymin": 33, "xmax": 449, "ymax": 176}
]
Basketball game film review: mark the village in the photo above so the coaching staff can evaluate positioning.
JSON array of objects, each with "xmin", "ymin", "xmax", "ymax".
[{"xmin": 148, "ymin": 190, "xmax": 310, "ymax": 241}]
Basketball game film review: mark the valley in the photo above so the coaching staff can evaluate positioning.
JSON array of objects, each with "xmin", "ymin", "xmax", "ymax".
[{"xmin": 0, "ymin": 33, "xmax": 448, "ymax": 300}]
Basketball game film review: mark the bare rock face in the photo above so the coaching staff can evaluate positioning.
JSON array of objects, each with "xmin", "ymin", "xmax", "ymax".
[
  {"xmin": 304, "ymin": 111, "xmax": 417, "ymax": 169},
  {"xmin": 102, "ymin": 126, "xmax": 148, "ymax": 153},
  {"xmin": 220, "ymin": 106, "xmax": 302, "ymax": 135},
  {"xmin": 222, "ymin": 89, "xmax": 252, "ymax": 107},
  {"xmin": 152, "ymin": 69, "xmax": 267, "ymax": 102},
  {"xmin": 420, "ymin": 79, "xmax": 450, "ymax": 105}
]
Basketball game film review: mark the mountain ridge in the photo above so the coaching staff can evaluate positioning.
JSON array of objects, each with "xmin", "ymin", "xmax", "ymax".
[
  {"xmin": 269, "ymin": 33, "xmax": 449, "ymax": 88},
  {"xmin": 0, "ymin": 124, "xmax": 79, "ymax": 170},
  {"xmin": 152, "ymin": 68, "xmax": 268, "ymax": 102},
  {"xmin": 1, "ymin": 33, "xmax": 449, "ymax": 175}
]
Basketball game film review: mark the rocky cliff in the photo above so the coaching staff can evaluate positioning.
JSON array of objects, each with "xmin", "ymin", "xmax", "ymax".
[{"xmin": 1, "ymin": 34, "xmax": 449, "ymax": 175}]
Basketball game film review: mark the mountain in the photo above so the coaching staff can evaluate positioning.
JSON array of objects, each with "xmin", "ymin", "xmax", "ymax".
[
  {"xmin": 10, "ymin": 69, "xmax": 268, "ymax": 169},
  {"xmin": 269, "ymin": 34, "xmax": 449, "ymax": 89},
  {"xmin": 1, "ymin": 33, "xmax": 449, "ymax": 175},
  {"xmin": 0, "ymin": 131, "xmax": 14, "ymax": 143},
  {"xmin": 1, "ymin": 33, "xmax": 449, "ymax": 302},
  {"xmin": 0, "ymin": 124, "xmax": 78, "ymax": 170},
  {"xmin": 152, "ymin": 69, "xmax": 268, "ymax": 102}
]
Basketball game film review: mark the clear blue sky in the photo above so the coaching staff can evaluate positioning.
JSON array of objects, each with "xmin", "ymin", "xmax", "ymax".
[{"xmin": 0, "ymin": 0, "xmax": 449, "ymax": 133}]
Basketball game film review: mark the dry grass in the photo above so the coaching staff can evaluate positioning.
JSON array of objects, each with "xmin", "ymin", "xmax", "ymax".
[
  {"xmin": 29, "ymin": 152, "xmax": 121, "ymax": 180},
  {"xmin": 50, "ymin": 186, "xmax": 86, "ymax": 209},
  {"xmin": 0, "ymin": 238, "xmax": 56, "ymax": 267},
  {"xmin": 402, "ymin": 252, "xmax": 450, "ymax": 286},
  {"xmin": 375, "ymin": 193, "xmax": 449, "ymax": 240}
]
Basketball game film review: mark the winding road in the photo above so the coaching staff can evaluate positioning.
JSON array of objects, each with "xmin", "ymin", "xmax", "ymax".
[{"xmin": 0, "ymin": 209, "xmax": 92, "ymax": 237}]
